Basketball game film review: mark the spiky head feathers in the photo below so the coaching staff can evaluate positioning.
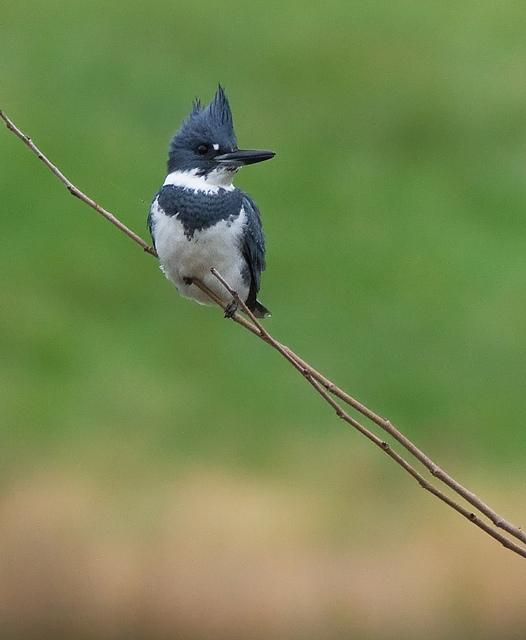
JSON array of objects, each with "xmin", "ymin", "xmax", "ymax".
[{"xmin": 168, "ymin": 85, "xmax": 237, "ymax": 173}]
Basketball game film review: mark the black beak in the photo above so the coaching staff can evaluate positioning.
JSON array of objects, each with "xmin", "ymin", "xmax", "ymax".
[{"xmin": 214, "ymin": 149, "xmax": 275, "ymax": 166}]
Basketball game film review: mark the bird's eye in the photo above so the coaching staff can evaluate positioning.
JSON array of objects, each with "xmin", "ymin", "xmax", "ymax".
[{"xmin": 197, "ymin": 144, "xmax": 209, "ymax": 155}]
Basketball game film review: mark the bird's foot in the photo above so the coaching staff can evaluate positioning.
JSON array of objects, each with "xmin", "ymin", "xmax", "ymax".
[{"xmin": 224, "ymin": 299, "xmax": 238, "ymax": 319}]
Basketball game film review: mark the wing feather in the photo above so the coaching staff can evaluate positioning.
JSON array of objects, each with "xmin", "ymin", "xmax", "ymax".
[{"xmin": 241, "ymin": 194, "xmax": 266, "ymax": 307}]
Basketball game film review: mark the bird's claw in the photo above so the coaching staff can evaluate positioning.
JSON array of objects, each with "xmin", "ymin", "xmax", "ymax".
[{"xmin": 224, "ymin": 299, "xmax": 238, "ymax": 319}]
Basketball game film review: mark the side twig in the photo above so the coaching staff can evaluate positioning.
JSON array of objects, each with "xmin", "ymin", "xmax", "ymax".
[{"xmin": 2, "ymin": 108, "xmax": 525, "ymax": 559}]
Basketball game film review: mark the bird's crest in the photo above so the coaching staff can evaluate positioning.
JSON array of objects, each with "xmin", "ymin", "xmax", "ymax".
[
  {"xmin": 207, "ymin": 84, "xmax": 234, "ymax": 127},
  {"xmin": 174, "ymin": 86, "xmax": 235, "ymax": 146},
  {"xmin": 168, "ymin": 85, "xmax": 237, "ymax": 172}
]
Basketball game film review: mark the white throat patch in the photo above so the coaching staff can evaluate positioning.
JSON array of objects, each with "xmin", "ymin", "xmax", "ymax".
[{"xmin": 163, "ymin": 168, "xmax": 237, "ymax": 193}]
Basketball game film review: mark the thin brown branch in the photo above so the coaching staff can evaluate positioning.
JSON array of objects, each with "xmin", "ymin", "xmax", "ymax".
[
  {"xmin": 2, "ymin": 108, "xmax": 525, "ymax": 559},
  {"xmin": 292, "ymin": 362, "xmax": 526, "ymax": 545},
  {"xmin": 210, "ymin": 269, "xmax": 526, "ymax": 559},
  {"xmin": 0, "ymin": 109, "xmax": 157, "ymax": 257},
  {"xmin": 210, "ymin": 267, "xmax": 526, "ymax": 547}
]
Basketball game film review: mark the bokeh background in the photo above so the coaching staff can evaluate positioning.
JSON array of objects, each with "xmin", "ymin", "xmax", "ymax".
[{"xmin": 2, "ymin": 1, "xmax": 526, "ymax": 638}]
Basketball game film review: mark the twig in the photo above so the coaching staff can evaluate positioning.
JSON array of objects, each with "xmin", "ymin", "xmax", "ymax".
[
  {"xmin": 210, "ymin": 269, "xmax": 526, "ymax": 558},
  {"xmin": 2, "ymin": 108, "xmax": 525, "ymax": 559},
  {"xmin": 292, "ymin": 362, "xmax": 526, "ymax": 545},
  {"xmin": 0, "ymin": 109, "xmax": 156, "ymax": 256},
  {"xmin": 208, "ymin": 266, "xmax": 526, "ymax": 547}
]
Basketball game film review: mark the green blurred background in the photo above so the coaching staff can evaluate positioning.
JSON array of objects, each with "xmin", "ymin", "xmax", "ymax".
[{"xmin": 1, "ymin": 1, "xmax": 526, "ymax": 638}]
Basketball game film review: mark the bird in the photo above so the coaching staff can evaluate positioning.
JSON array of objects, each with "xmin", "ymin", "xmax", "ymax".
[{"xmin": 148, "ymin": 85, "xmax": 275, "ymax": 318}]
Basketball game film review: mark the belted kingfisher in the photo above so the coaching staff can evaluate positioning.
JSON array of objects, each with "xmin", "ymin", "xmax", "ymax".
[{"xmin": 148, "ymin": 85, "xmax": 275, "ymax": 317}]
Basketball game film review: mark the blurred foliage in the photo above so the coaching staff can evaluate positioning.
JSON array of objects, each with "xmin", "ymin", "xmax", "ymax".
[{"xmin": 2, "ymin": 1, "xmax": 526, "ymax": 471}]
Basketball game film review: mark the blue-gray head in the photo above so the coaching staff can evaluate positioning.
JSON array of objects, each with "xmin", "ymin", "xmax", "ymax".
[{"xmin": 167, "ymin": 85, "xmax": 275, "ymax": 179}]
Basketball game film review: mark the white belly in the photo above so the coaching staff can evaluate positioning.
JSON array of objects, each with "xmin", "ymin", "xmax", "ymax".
[{"xmin": 151, "ymin": 200, "xmax": 248, "ymax": 306}]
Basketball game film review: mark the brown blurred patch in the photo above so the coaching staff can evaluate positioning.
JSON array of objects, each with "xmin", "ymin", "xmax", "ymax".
[{"xmin": 0, "ymin": 461, "xmax": 525, "ymax": 640}]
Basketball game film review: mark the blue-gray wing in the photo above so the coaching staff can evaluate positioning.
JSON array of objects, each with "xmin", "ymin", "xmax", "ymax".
[
  {"xmin": 241, "ymin": 194, "xmax": 266, "ymax": 304},
  {"xmin": 147, "ymin": 192, "xmax": 162, "ymax": 250},
  {"xmin": 147, "ymin": 207, "xmax": 156, "ymax": 249}
]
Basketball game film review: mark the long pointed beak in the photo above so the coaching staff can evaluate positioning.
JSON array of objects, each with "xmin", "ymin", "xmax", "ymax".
[{"xmin": 214, "ymin": 149, "xmax": 275, "ymax": 166}]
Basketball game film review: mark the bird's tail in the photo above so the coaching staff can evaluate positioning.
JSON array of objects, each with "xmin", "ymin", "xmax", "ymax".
[{"xmin": 253, "ymin": 299, "xmax": 271, "ymax": 318}]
